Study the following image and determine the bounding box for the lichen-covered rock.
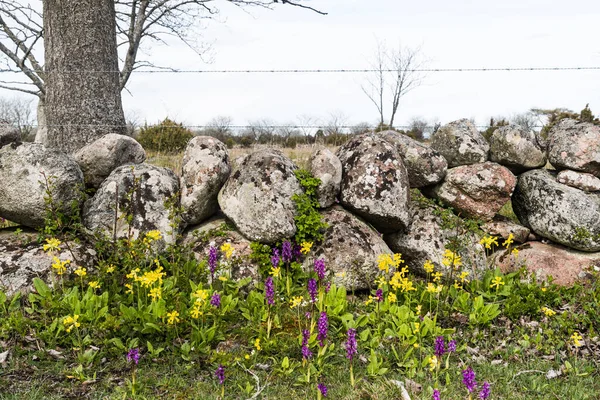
[547,119,600,177]
[82,163,180,246]
[384,204,487,280]
[0,123,20,147]
[180,136,231,225]
[496,241,599,286]
[306,206,392,290]
[0,142,84,228]
[489,125,546,172]
[512,169,600,252]
[376,130,447,187]
[0,229,96,296]
[218,149,302,244]
[556,169,600,192]
[481,215,530,243]
[309,148,342,208]
[336,134,411,233]
[74,133,146,189]
[427,162,516,221]
[430,119,489,167]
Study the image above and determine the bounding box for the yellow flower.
[63,314,80,333]
[125,283,133,294]
[194,289,209,303]
[432,271,443,283]
[270,266,281,278]
[300,242,313,254]
[503,233,515,248]
[479,236,499,250]
[218,276,228,282]
[415,305,422,315]
[428,355,438,371]
[423,260,435,274]
[166,310,180,325]
[453,280,462,290]
[190,302,203,319]
[51,257,70,275]
[393,253,404,268]
[254,338,261,351]
[88,281,101,289]
[441,249,462,269]
[146,230,162,241]
[138,267,166,288]
[289,296,304,309]
[387,292,397,303]
[126,268,141,280]
[490,276,505,290]
[364,296,374,306]
[377,254,392,274]
[105,264,116,273]
[149,287,162,301]
[511,248,519,257]
[74,267,87,277]
[43,238,62,253]
[220,242,234,259]
[244,354,250,360]
[413,343,419,348]
[541,307,556,317]
[571,332,583,347]
[426,283,438,294]
[413,322,420,334]
[375,275,388,288]
[459,271,470,283]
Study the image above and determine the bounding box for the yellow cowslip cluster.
[503,233,514,248]
[375,276,387,288]
[166,310,180,325]
[428,355,438,371]
[389,269,416,293]
[423,260,435,274]
[571,332,583,347]
[63,314,80,333]
[105,264,116,274]
[137,266,166,288]
[43,238,62,253]
[270,266,281,278]
[387,292,397,303]
[145,230,163,242]
[74,267,87,277]
[541,307,556,317]
[51,257,70,275]
[377,253,404,274]
[149,287,162,300]
[426,282,443,294]
[511,248,519,257]
[300,242,313,255]
[190,288,209,319]
[479,236,499,250]
[490,276,505,290]
[254,338,261,351]
[88,281,101,290]
[441,249,462,269]
[220,243,234,259]
[289,296,303,309]
[413,322,420,334]
[432,271,443,283]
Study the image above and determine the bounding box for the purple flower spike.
[479,381,491,399]
[308,278,318,303]
[265,276,274,305]
[432,389,441,400]
[314,258,326,281]
[325,281,331,293]
[208,246,218,279]
[271,248,280,268]
[215,364,225,385]
[434,336,445,357]
[375,288,383,303]
[317,312,328,347]
[126,348,140,365]
[448,339,457,353]
[318,382,328,397]
[282,241,292,263]
[345,328,357,360]
[462,367,477,393]
[210,292,221,308]
[301,329,312,360]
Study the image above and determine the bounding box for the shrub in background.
[137,118,194,152]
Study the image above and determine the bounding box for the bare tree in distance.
[323,111,348,146]
[0,95,34,139]
[362,39,426,129]
[205,115,233,141]
[510,111,540,132]
[350,122,372,135]
[296,114,319,145]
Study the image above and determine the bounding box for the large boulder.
[218,149,302,244]
[306,206,393,290]
[556,169,600,192]
[489,125,546,172]
[82,163,180,246]
[309,148,342,208]
[547,119,600,177]
[496,241,599,286]
[74,133,146,189]
[0,229,96,296]
[384,204,487,280]
[430,119,489,167]
[180,136,231,225]
[0,142,84,228]
[512,169,600,252]
[376,130,447,187]
[426,162,516,221]
[336,134,411,233]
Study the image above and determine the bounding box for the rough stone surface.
[481,215,530,244]
[512,169,600,252]
[427,162,516,221]
[82,163,180,246]
[306,205,393,290]
[547,119,600,177]
[496,241,599,286]
[0,123,20,147]
[376,130,447,187]
[556,169,600,192]
[0,229,96,296]
[218,149,302,244]
[489,125,546,172]
[74,133,146,189]
[0,142,84,228]
[430,119,489,167]
[384,204,487,280]
[336,134,411,233]
[180,136,231,225]
[309,148,342,208]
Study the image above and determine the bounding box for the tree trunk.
[43,0,125,154]
[34,97,48,145]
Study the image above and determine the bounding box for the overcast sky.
[4,0,600,130]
